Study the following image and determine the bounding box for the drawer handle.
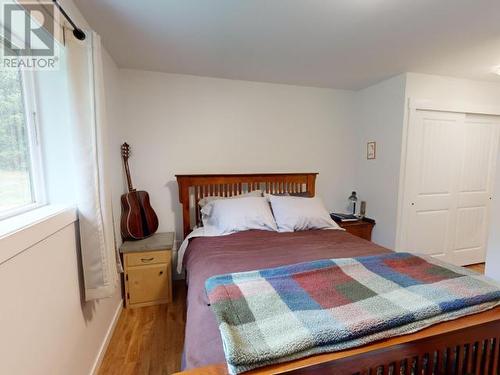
[159,271,164,276]
[141,257,154,263]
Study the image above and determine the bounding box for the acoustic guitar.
[120,143,159,240]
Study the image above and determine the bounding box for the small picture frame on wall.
[367,141,376,160]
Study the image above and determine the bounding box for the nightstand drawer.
[127,264,171,305]
[125,250,169,267]
[334,218,375,241]
[344,225,372,241]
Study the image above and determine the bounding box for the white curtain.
[66,30,118,301]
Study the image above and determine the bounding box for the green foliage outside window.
[0,68,33,212]
[0,69,29,171]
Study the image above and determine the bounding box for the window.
[0,44,44,220]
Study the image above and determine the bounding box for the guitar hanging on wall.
[120,142,159,240]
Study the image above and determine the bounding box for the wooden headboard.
[176,173,318,237]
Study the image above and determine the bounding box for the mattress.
[182,229,390,370]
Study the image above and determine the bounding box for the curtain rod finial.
[73,28,86,41]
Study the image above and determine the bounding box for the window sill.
[0,205,77,265]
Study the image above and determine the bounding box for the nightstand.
[120,232,174,308]
[334,218,375,241]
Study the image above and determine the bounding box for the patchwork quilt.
[205,253,500,374]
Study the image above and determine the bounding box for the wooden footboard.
[175,307,500,375]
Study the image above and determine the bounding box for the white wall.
[0,2,125,375]
[0,223,122,375]
[355,75,407,249]
[112,67,500,282]
[118,70,359,247]
[405,72,500,108]
[487,147,500,281]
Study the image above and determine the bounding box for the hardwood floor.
[98,281,186,375]
[467,262,485,274]
[98,263,485,375]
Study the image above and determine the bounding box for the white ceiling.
[74,0,500,90]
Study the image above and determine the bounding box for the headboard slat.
[176,173,318,238]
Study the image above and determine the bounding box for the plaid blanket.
[205,253,500,374]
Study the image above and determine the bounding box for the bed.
[174,173,500,375]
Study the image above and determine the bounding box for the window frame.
[0,50,46,221]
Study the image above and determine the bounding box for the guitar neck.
[123,158,135,192]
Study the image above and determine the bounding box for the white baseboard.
[90,299,123,375]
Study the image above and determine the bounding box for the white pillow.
[199,189,263,208]
[201,196,278,235]
[268,196,341,232]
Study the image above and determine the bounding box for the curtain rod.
[52,0,86,40]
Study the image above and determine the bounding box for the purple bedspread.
[182,229,390,370]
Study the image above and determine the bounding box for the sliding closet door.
[402,110,464,263]
[401,110,499,265]
[453,114,499,265]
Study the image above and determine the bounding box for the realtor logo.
[2,1,59,70]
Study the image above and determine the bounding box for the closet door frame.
[395,99,500,261]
